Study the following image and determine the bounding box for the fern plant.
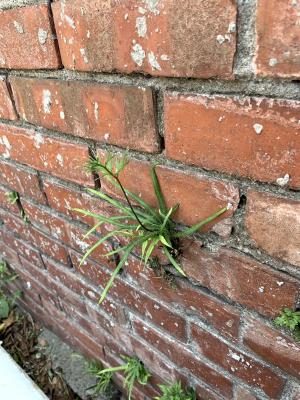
[73,154,229,303]
[88,356,150,400]
[274,308,300,341]
[155,381,196,400]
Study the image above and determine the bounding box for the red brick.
[0,160,46,204]
[246,191,300,267]
[243,318,300,379]
[0,78,17,120]
[191,324,285,398]
[98,151,239,230]
[113,283,187,341]
[0,123,92,185]
[181,240,300,318]
[132,316,233,398]
[1,229,44,269]
[11,77,159,153]
[43,178,117,227]
[255,0,300,78]
[235,386,259,400]
[42,256,99,302]
[71,250,187,340]
[2,212,69,264]
[126,256,240,341]
[0,4,61,69]
[22,199,69,243]
[165,93,300,188]
[52,0,236,79]
[28,225,69,265]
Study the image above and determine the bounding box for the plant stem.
[101,164,152,232]
[98,365,127,374]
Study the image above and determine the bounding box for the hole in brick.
[238,194,247,209]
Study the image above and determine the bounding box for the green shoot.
[0,260,21,320]
[274,308,300,341]
[74,154,229,303]
[155,381,196,400]
[97,356,151,400]
[86,360,113,395]
[5,191,19,205]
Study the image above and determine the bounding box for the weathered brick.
[243,318,300,379]
[98,151,239,230]
[0,160,46,204]
[165,93,300,188]
[0,123,92,185]
[52,0,236,78]
[0,78,17,120]
[0,4,61,69]
[255,0,300,78]
[1,229,44,269]
[1,212,69,264]
[71,251,187,341]
[246,191,300,267]
[181,240,300,318]
[132,316,233,398]
[43,178,118,227]
[235,386,259,400]
[22,199,69,243]
[11,77,159,153]
[126,256,240,341]
[191,324,285,398]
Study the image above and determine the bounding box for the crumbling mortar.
[234,0,257,78]
[0,0,49,11]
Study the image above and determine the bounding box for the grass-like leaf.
[75,154,229,303]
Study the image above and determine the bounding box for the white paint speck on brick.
[131,43,145,66]
[42,89,52,114]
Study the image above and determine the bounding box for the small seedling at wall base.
[0,260,21,321]
[86,360,113,395]
[74,154,229,304]
[155,381,196,400]
[88,356,150,400]
[274,308,300,341]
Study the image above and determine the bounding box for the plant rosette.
[74,154,230,304]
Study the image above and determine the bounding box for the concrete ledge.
[0,345,48,400]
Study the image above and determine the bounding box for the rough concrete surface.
[40,329,120,400]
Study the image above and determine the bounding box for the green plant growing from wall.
[274,308,300,341]
[5,191,29,224]
[5,191,19,205]
[0,260,21,321]
[155,381,196,400]
[74,154,229,303]
[86,360,113,396]
[87,356,150,400]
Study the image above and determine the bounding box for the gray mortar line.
[6,69,300,101]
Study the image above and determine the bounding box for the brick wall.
[0,1,299,399]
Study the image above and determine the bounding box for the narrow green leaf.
[163,247,186,276]
[80,230,124,265]
[159,235,172,248]
[151,166,167,215]
[83,221,103,239]
[144,237,159,265]
[173,206,228,238]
